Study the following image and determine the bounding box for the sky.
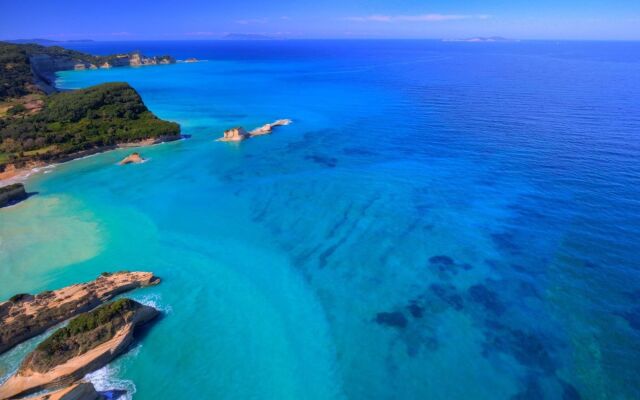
[1,0,639,41]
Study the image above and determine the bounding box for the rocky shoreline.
[0,134,182,184]
[0,299,159,399]
[0,271,159,354]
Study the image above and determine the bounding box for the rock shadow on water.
[100,389,128,400]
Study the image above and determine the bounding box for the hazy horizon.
[1,0,639,41]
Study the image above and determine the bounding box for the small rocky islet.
[117,152,146,165]
[0,272,161,400]
[217,119,292,142]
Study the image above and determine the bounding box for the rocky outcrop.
[249,119,292,137]
[217,119,292,142]
[118,152,145,165]
[23,382,101,400]
[0,299,159,399]
[0,183,28,208]
[0,271,160,354]
[217,127,249,142]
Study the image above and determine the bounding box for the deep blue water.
[1,40,639,399]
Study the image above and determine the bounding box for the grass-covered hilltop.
[0,41,180,172]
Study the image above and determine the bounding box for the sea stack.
[118,152,146,165]
[249,119,292,137]
[0,299,159,399]
[216,119,292,142]
[217,127,249,142]
[0,183,28,208]
[0,271,160,354]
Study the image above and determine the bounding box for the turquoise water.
[1,40,640,399]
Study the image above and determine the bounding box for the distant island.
[0,42,182,181]
[223,33,276,40]
[5,38,96,45]
[443,36,518,43]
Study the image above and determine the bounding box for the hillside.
[0,41,175,101]
[0,82,180,167]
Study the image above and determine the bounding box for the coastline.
[0,134,182,186]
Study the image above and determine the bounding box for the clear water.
[1,40,640,399]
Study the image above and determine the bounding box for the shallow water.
[1,40,639,399]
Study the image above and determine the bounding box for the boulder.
[0,183,28,208]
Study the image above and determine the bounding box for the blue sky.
[1,0,639,40]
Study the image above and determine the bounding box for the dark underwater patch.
[305,154,338,168]
[429,255,454,265]
[406,301,424,318]
[491,232,521,254]
[618,308,640,331]
[430,284,464,311]
[560,380,582,400]
[467,284,505,315]
[342,147,377,156]
[483,323,556,374]
[375,311,408,329]
[510,378,543,400]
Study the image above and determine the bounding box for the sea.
[1,39,639,399]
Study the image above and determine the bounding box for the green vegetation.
[27,299,141,372]
[0,43,33,100]
[8,293,31,303]
[0,82,180,166]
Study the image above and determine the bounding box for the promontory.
[0,41,183,180]
[0,299,159,399]
[0,271,159,354]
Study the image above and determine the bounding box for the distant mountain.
[6,39,95,46]
[443,36,518,43]
[222,33,275,40]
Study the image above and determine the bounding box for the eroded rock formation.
[118,152,145,165]
[0,183,28,208]
[216,119,292,142]
[0,271,160,354]
[0,299,159,399]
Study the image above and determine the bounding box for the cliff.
[0,41,176,101]
[0,299,159,399]
[0,271,160,354]
[0,183,27,207]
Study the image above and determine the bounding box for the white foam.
[135,293,173,314]
[85,362,137,400]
